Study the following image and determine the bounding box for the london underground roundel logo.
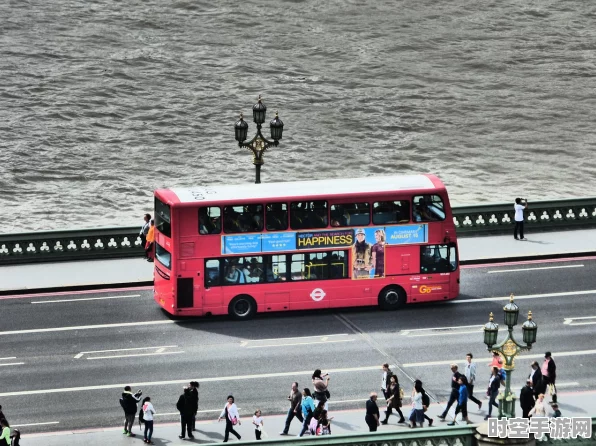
[310,288,326,301]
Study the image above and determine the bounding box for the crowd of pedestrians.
[111,351,559,442]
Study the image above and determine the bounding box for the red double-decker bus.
[153,175,459,319]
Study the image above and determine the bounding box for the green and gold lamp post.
[234,95,284,184]
[483,294,538,418]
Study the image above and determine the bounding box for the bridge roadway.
[1,256,596,439]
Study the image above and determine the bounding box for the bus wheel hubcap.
[385,291,399,304]
[235,300,250,316]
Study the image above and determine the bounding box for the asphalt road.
[1,257,596,434]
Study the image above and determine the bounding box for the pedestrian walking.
[514,197,528,240]
[484,367,501,420]
[312,369,330,410]
[9,429,19,446]
[489,351,503,368]
[297,388,315,437]
[120,386,142,437]
[529,393,547,417]
[309,401,325,435]
[218,395,241,442]
[438,364,462,420]
[145,219,155,262]
[252,409,264,440]
[464,353,482,410]
[551,403,561,418]
[382,375,405,424]
[139,213,151,256]
[190,381,200,431]
[142,397,156,444]
[0,419,10,446]
[420,383,433,426]
[448,376,472,425]
[280,381,303,435]
[541,352,557,403]
[520,379,535,419]
[0,406,6,425]
[529,361,544,397]
[380,363,394,400]
[316,410,332,435]
[409,380,425,428]
[365,392,380,432]
[177,387,195,440]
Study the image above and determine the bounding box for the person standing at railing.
[514,198,528,240]
[139,214,151,257]
[145,219,155,262]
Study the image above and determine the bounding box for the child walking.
[253,409,264,440]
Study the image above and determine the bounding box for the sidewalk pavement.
[1,228,595,293]
[19,390,596,445]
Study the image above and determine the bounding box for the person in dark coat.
[365,392,380,432]
[529,361,544,398]
[189,381,200,431]
[439,364,462,419]
[542,352,557,403]
[520,379,535,418]
[177,387,195,440]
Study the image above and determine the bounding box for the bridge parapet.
[2,198,596,265]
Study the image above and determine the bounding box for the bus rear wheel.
[378,286,406,311]
[228,295,257,320]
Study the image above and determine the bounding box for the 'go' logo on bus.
[420,285,441,294]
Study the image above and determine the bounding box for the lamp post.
[234,95,284,184]
[482,294,538,418]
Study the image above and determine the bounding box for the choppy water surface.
[1,0,596,232]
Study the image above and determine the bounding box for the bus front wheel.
[378,286,406,311]
[229,295,257,320]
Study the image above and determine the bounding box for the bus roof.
[159,175,444,206]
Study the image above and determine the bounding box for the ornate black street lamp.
[482,294,538,418]
[234,95,284,184]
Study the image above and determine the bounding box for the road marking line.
[0,362,24,367]
[247,333,350,342]
[31,294,141,304]
[564,316,596,326]
[0,320,175,336]
[246,339,355,349]
[155,409,227,416]
[451,289,596,304]
[555,382,579,388]
[407,329,483,338]
[402,324,483,333]
[487,265,584,274]
[0,353,589,398]
[0,365,387,397]
[402,349,596,367]
[11,421,60,427]
[0,357,17,360]
[88,351,184,360]
[74,346,179,359]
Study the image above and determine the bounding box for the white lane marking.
[327,398,367,404]
[31,294,141,304]
[487,265,584,274]
[88,351,184,360]
[155,409,227,416]
[402,349,596,368]
[450,289,596,304]
[246,333,349,342]
[0,357,17,360]
[402,324,481,333]
[0,364,387,397]
[407,329,483,338]
[74,346,179,359]
[564,316,596,326]
[246,339,355,349]
[0,320,175,336]
[0,362,25,367]
[556,382,580,388]
[0,353,591,398]
[11,421,60,427]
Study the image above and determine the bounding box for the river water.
[1,0,595,232]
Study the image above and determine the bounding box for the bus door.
[411,244,456,303]
[203,259,224,312]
